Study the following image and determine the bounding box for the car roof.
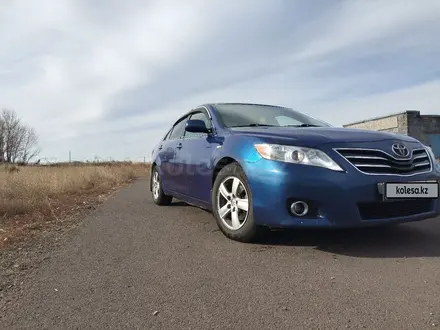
[171,102,292,126]
[201,102,289,109]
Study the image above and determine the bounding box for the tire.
[211,162,261,242]
[151,166,173,206]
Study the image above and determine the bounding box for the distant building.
[343,110,440,157]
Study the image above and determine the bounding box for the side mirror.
[185,119,210,133]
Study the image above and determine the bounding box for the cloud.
[313,80,440,126]
[1,0,440,161]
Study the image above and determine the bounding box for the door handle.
[176,143,183,149]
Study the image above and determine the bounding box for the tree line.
[0,109,40,164]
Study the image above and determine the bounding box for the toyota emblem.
[391,143,409,157]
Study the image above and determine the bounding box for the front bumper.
[243,159,440,229]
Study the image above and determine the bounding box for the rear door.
[156,127,177,192]
[168,115,190,195]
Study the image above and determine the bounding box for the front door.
[180,110,218,202]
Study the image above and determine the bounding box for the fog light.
[290,201,309,217]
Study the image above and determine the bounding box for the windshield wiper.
[230,124,277,128]
[284,124,322,127]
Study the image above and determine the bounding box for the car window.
[169,117,187,140]
[214,104,331,128]
[185,111,212,138]
[275,115,302,126]
[162,128,173,141]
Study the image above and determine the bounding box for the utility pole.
[69,150,71,164]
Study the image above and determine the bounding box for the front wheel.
[211,162,261,242]
[151,166,173,205]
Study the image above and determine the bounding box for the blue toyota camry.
[150,103,440,242]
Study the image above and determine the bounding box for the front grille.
[358,200,433,220]
[335,148,432,175]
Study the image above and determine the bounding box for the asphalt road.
[1,178,440,329]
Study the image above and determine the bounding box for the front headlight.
[424,145,438,164]
[254,143,344,171]
[425,145,434,156]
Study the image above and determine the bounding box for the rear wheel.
[151,166,173,205]
[211,162,261,242]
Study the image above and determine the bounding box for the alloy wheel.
[152,171,160,199]
[217,176,249,230]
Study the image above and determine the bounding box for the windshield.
[213,104,332,128]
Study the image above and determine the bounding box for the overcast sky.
[1,0,440,162]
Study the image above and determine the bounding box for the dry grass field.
[0,162,150,247]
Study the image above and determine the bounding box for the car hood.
[229,126,420,146]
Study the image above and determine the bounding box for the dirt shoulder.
[0,163,149,298]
